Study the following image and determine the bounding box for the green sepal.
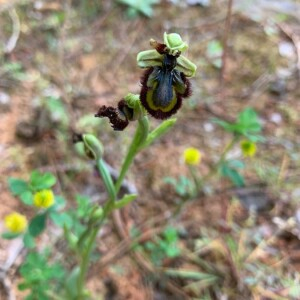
[164,32,188,53]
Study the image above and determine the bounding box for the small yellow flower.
[183,147,202,165]
[240,140,257,157]
[33,189,55,208]
[4,212,28,233]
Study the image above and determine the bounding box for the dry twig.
[4,8,20,54]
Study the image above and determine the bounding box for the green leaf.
[145,241,156,251]
[29,213,47,237]
[117,0,159,18]
[289,285,300,297]
[1,232,20,239]
[50,211,73,228]
[184,277,219,293]
[97,159,116,201]
[20,191,33,205]
[206,40,223,68]
[163,227,178,243]
[53,195,66,210]
[45,96,69,126]
[165,246,180,258]
[206,40,223,58]
[23,232,35,248]
[220,163,245,187]
[213,107,262,139]
[48,195,66,213]
[64,227,78,250]
[163,177,177,186]
[18,250,65,298]
[30,171,56,190]
[114,194,137,209]
[65,267,80,299]
[163,268,217,281]
[8,178,29,196]
[142,118,177,149]
[228,160,245,169]
[75,195,91,218]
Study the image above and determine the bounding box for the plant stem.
[188,165,203,192]
[172,137,239,220]
[77,117,149,298]
[77,193,115,299]
[77,158,117,299]
[202,136,239,182]
[115,116,149,194]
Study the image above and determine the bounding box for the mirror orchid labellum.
[137,33,197,119]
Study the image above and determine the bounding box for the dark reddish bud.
[95,99,135,131]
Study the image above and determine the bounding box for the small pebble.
[0,91,11,112]
[203,122,214,132]
[278,41,295,59]
[186,0,210,6]
[270,113,282,124]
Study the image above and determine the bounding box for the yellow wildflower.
[240,140,257,157]
[33,189,55,208]
[4,212,28,233]
[183,147,202,165]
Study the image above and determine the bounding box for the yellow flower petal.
[4,212,28,233]
[183,147,202,165]
[240,140,257,157]
[33,189,55,208]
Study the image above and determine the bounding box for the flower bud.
[82,134,104,160]
[123,93,146,120]
[90,207,104,223]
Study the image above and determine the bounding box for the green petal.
[176,55,197,77]
[137,49,163,68]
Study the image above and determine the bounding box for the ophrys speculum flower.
[137,33,197,119]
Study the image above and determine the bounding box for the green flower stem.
[77,158,117,299]
[188,165,203,192]
[77,196,116,299]
[172,137,239,220]
[77,117,149,298]
[202,136,239,183]
[115,116,149,194]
